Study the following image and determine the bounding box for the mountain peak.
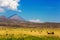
[9,14,24,21]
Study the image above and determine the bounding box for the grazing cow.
[47,31,54,34]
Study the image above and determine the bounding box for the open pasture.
[0,26,60,40]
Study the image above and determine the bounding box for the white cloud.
[0,0,21,12]
[0,8,5,12]
[29,19,44,23]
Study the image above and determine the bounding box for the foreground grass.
[0,27,60,40]
[0,36,60,40]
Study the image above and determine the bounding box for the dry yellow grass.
[0,26,60,38]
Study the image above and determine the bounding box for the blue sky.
[0,0,60,22]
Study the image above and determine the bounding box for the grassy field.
[0,36,60,40]
[0,26,60,40]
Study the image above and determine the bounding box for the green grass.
[0,36,60,40]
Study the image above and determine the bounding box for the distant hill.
[0,14,60,28]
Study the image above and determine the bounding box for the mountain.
[0,14,60,28]
[9,14,25,21]
[0,16,7,22]
[0,14,24,25]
